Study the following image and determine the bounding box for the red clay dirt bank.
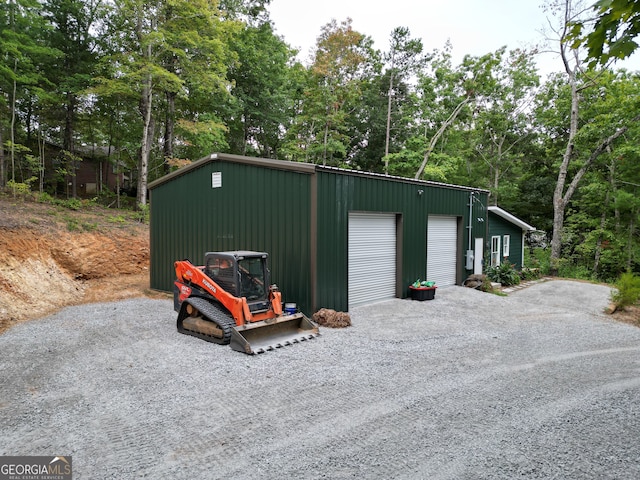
[0,196,160,334]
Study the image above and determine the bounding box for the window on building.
[503,235,510,258]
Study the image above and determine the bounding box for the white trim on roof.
[488,206,536,231]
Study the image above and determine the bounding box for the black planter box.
[409,286,437,301]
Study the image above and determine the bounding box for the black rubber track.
[176,297,236,345]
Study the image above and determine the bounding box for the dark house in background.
[42,142,128,197]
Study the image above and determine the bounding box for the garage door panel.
[348,213,397,307]
[427,216,457,286]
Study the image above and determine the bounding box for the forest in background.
[1,0,640,283]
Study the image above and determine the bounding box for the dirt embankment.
[0,196,161,334]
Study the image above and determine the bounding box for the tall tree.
[382,26,423,174]
[471,47,540,204]
[293,18,374,165]
[0,0,59,188]
[538,68,640,278]
[545,0,640,274]
[98,0,233,207]
[42,0,104,197]
[226,21,297,157]
[156,0,236,172]
[412,48,503,181]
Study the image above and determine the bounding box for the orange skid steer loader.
[173,251,319,354]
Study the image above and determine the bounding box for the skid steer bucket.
[229,313,320,354]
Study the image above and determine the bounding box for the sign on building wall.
[212,172,222,188]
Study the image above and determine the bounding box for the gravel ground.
[2,279,640,479]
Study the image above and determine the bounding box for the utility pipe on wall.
[466,192,474,270]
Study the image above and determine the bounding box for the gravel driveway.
[2,279,640,479]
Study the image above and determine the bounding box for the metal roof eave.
[488,206,536,231]
[148,153,317,189]
[148,152,490,194]
[316,165,489,193]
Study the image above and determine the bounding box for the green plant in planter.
[486,262,521,287]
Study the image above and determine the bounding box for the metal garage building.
[148,153,489,315]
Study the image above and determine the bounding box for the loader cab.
[205,251,271,311]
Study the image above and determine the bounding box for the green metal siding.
[150,160,313,314]
[315,170,488,311]
[488,213,524,269]
[150,154,489,315]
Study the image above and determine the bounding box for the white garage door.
[348,213,397,307]
[427,216,458,286]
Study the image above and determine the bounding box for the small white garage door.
[427,216,458,286]
[348,213,397,307]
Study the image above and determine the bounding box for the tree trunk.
[64,92,77,198]
[550,1,572,274]
[492,165,500,205]
[242,112,249,156]
[0,128,4,188]
[10,57,17,188]
[322,121,329,166]
[550,6,581,276]
[628,208,636,271]
[550,96,638,275]
[38,129,44,193]
[163,90,176,175]
[137,71,153,208]
[593,189,609,277]
[415,97,469,179]
[384,69,394,174]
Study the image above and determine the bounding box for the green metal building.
[149,153,489,315]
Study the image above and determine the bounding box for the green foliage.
[225,22,297,156]
[36,191,55,203]
[6,178,36,197]
[486,261,521,287]
[558,261,594,281]
[63,215,97,232]
[58,197,84,211]
[520,267,541,281]
[108,214,130,225]
[525,248,551,276]
[35,191,96,211]
[288,18,375,165]
[568,0,640,67]
[135,202,149,224]
[611,271,640,309]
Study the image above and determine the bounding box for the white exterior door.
[427,216,458,286]
[491,235,501,267]
[348,213,397,307]
[474,237,484,274]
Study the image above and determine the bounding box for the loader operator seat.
[238,257,267,301]
[205,256,236,295]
